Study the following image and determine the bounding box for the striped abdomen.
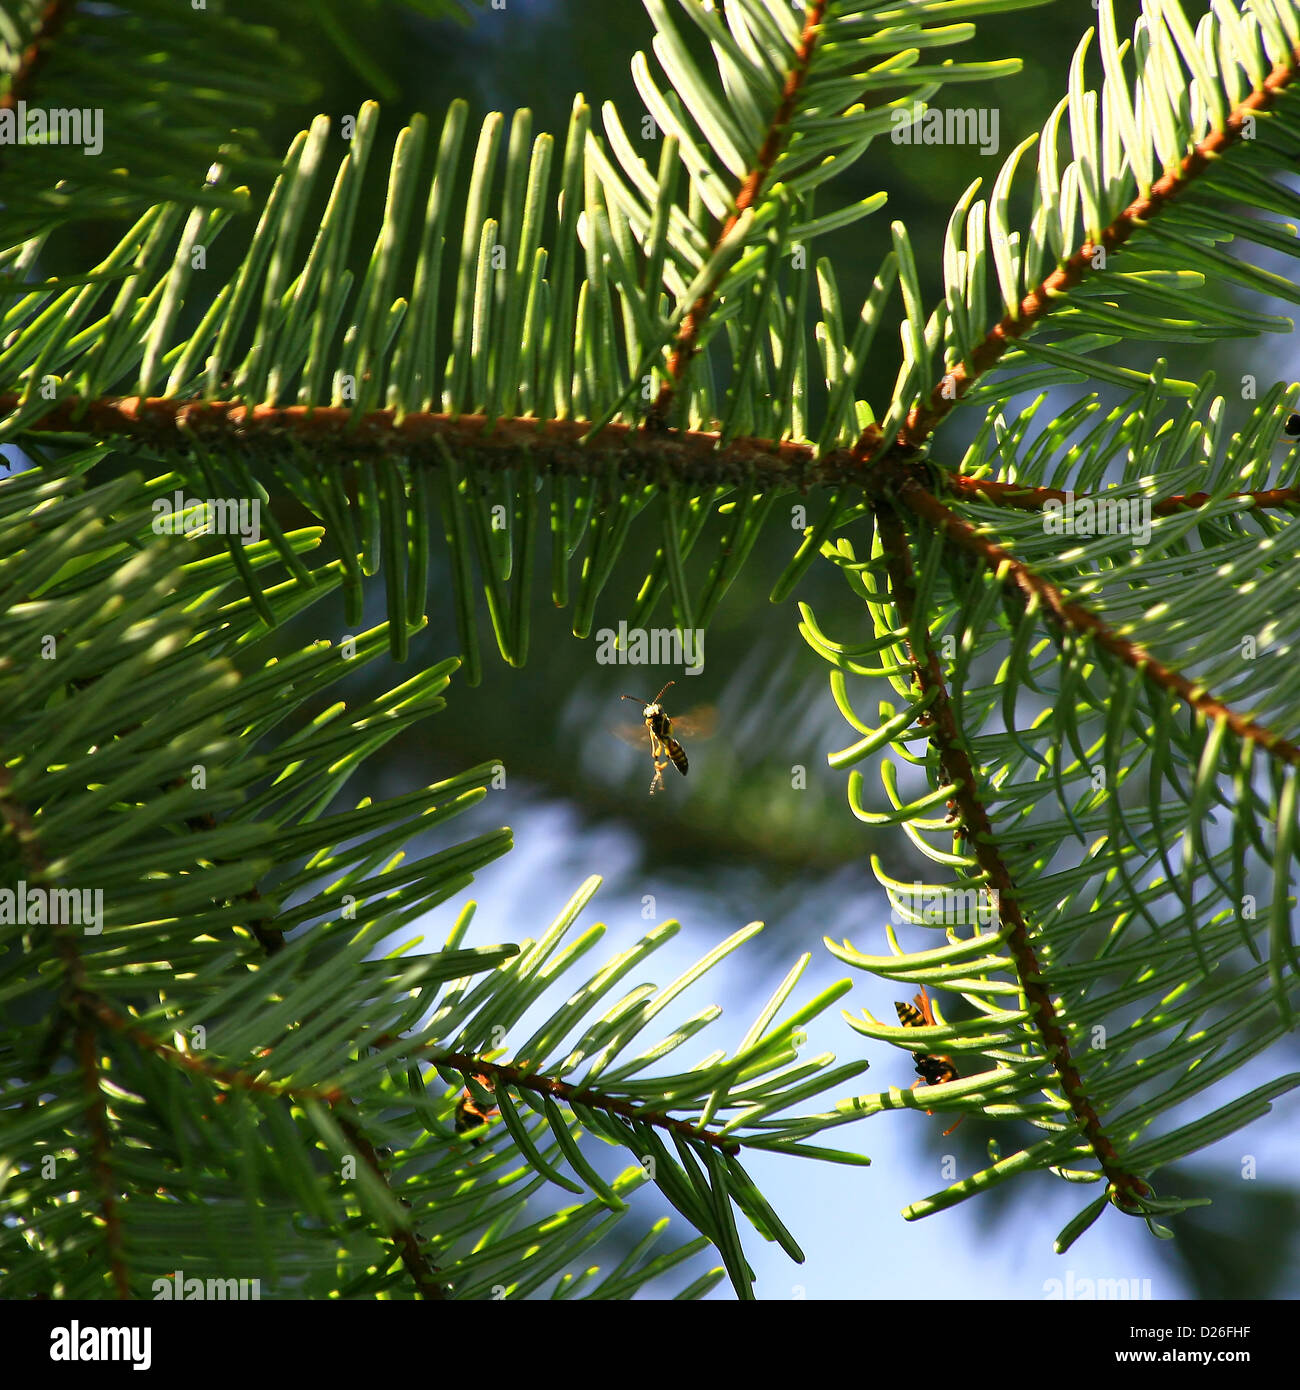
[895,999,957,1086]
[647,711,688,775]
[662,736,688,775]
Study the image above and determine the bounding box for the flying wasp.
[619,681,700,795]
[895,986,963,1136]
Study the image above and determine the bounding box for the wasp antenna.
[620,693,648,703]
[651,680,676,703]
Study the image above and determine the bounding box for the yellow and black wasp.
[895,986,963,1135]
[454,1073,499,1146]
[620,681,692,795]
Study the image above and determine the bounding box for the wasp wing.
[610,719,653,748]
[665,704,716,740]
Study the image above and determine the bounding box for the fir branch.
[5,752,131,1294]
[872,44,1300,456]
[71,1005,128,1298]
[645,0,828,430]
[74,994,347,1106]
[950,475,1300,516]
[52,931,127,1294]
[875,501,1153,1210]
[402,1048,742,1156]
[7,0,1300,1287]
[0,392,855,488]
[334,1113,449,1301]
[895,476,1300,767]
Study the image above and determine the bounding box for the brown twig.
[76,993,346,1104]
[16,392,1298,527]
[51,952,129,1296]
[873,50,1300,454]
[897,477,1300,766]
[644,0,829,430]
[335,1114,449,1300]
[71,1009,129,1297]
[51,991,461,1298]
[0,0,71,114]
[875,502,1151,1208]
[4,750,132,1296]
[949,475,1300,516]
[0,392,852,489]
[398,1048,741,1156]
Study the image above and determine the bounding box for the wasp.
[620,681,690,795]
[895,986,963,1135]
[454,1073,499,1145]
[1286,412,1300,437]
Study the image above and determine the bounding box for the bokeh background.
[39,0,1300,1297]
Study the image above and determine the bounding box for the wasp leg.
[908,1076,937,1114]
[910,1076,964,1135]
[647,731,667,794]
